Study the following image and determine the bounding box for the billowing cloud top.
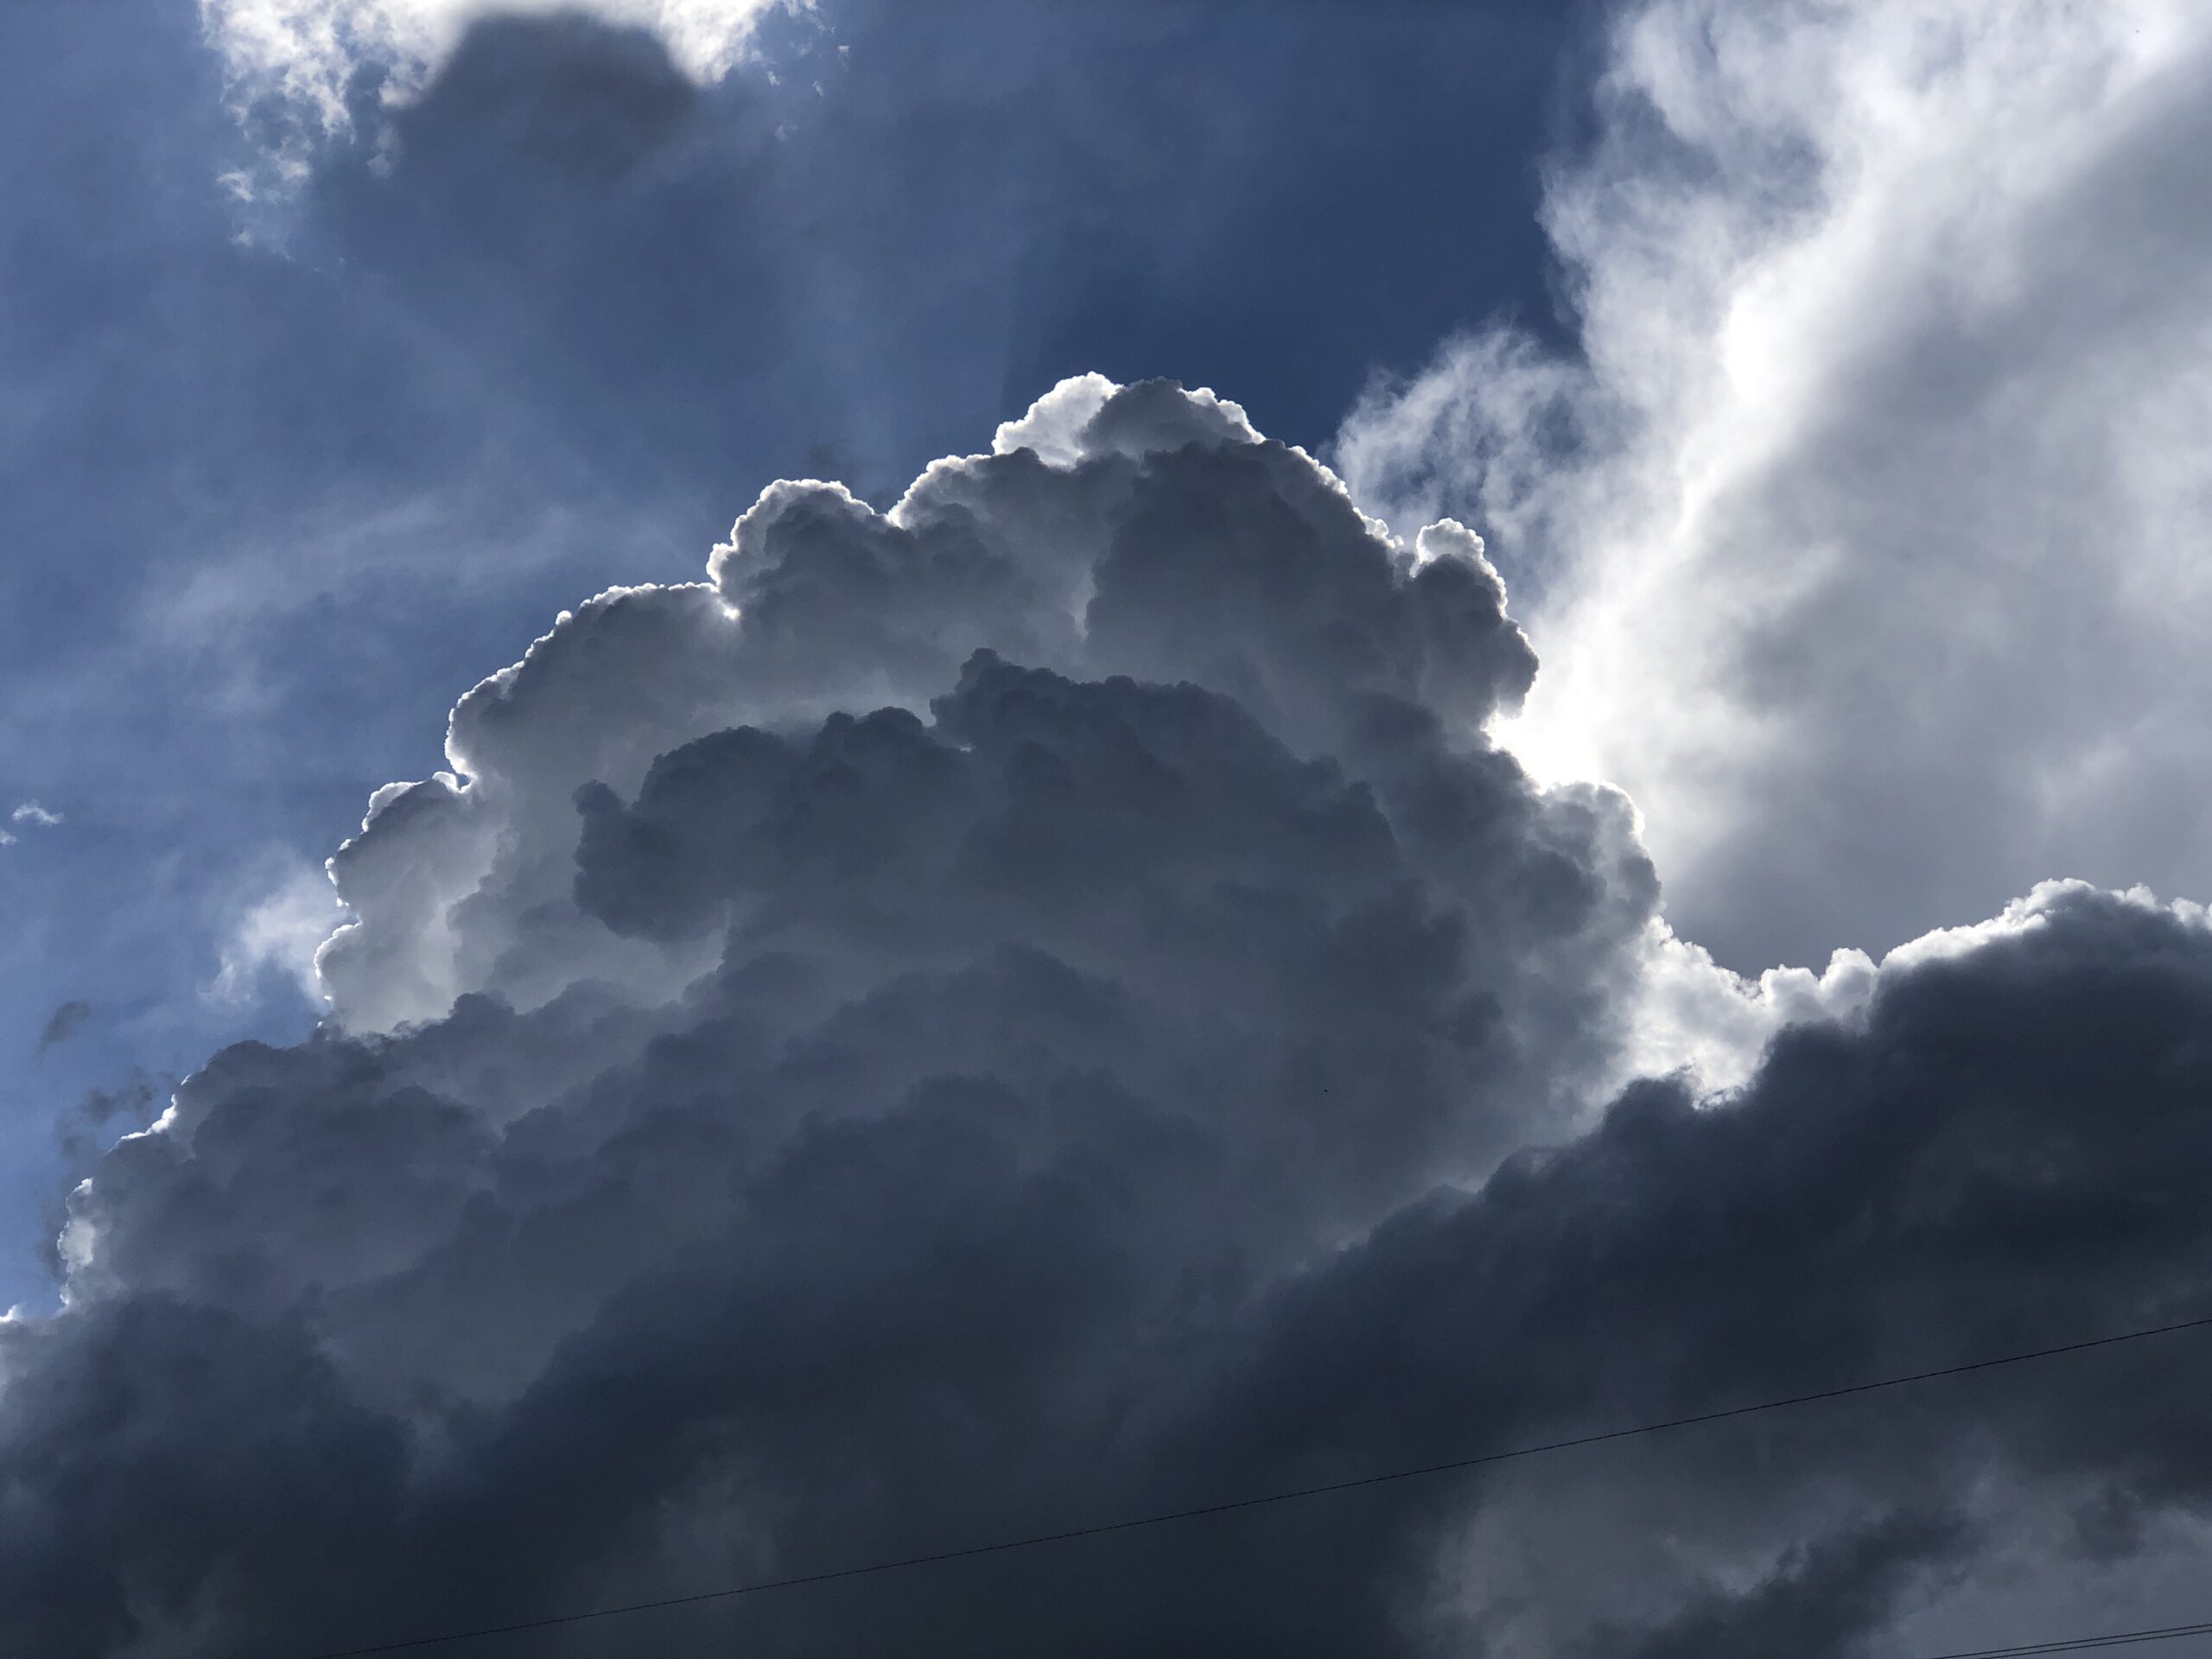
[7,381,2212,1656]
[318,374,1560,1036]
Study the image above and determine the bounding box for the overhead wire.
[1916,1618,2212,1657]
[290,1309,2212,1658]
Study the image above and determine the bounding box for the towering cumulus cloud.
[5,381,2212,1656]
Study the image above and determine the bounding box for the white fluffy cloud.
[1338,0,2212,970]
[200,0,798,134]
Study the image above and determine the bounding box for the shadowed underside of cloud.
[4,381,2211,1656]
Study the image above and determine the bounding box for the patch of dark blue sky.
[0,0,1592,1306]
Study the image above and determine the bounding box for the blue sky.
[0,0,1585,1306]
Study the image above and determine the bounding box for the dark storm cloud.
[5,382,1636,1654]
[1173,880,2212,1651]
[1598,1512,1966,1659]
[4,383,2211,1656]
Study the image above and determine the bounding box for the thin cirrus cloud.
[1337,0,2212,974]
[7,379,2212,1656]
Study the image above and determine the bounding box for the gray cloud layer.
[5,383,2211,1656]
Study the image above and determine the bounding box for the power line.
[1918,1618,2212,1657]
[295,1310,2212,1658]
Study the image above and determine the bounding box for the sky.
[3,2,2210,1656]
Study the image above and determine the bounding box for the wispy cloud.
[34,1000,92,1058]
[207,857,346,1009]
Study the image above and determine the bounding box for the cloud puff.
[1,801,62,849]
[201,0,798,136]
[5,381,2211,1656]
[315,375,1559,1035]
[33,1001,92,1059]
[1338,0,2212,972]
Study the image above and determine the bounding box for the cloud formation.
[1338,0,2212,972]
[0,0,1585,1313]
[2,800,62,848]
[202,0,798,136]
[4,383,2210,1656]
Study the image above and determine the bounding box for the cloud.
[4,380,2211,1655]
[314,377,1573,1037]
[0,0,1588,1320]
[200,0,800,136]
[207,858,346,1009]
[1,801,62,849]
[1204,879,2212,1656]
[1336,0,2212,972]
[32,1001,92,1061]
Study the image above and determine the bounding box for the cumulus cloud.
[1338,0,2212,972]
[315,375,1573,1037]
[4,381,2211,1656]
